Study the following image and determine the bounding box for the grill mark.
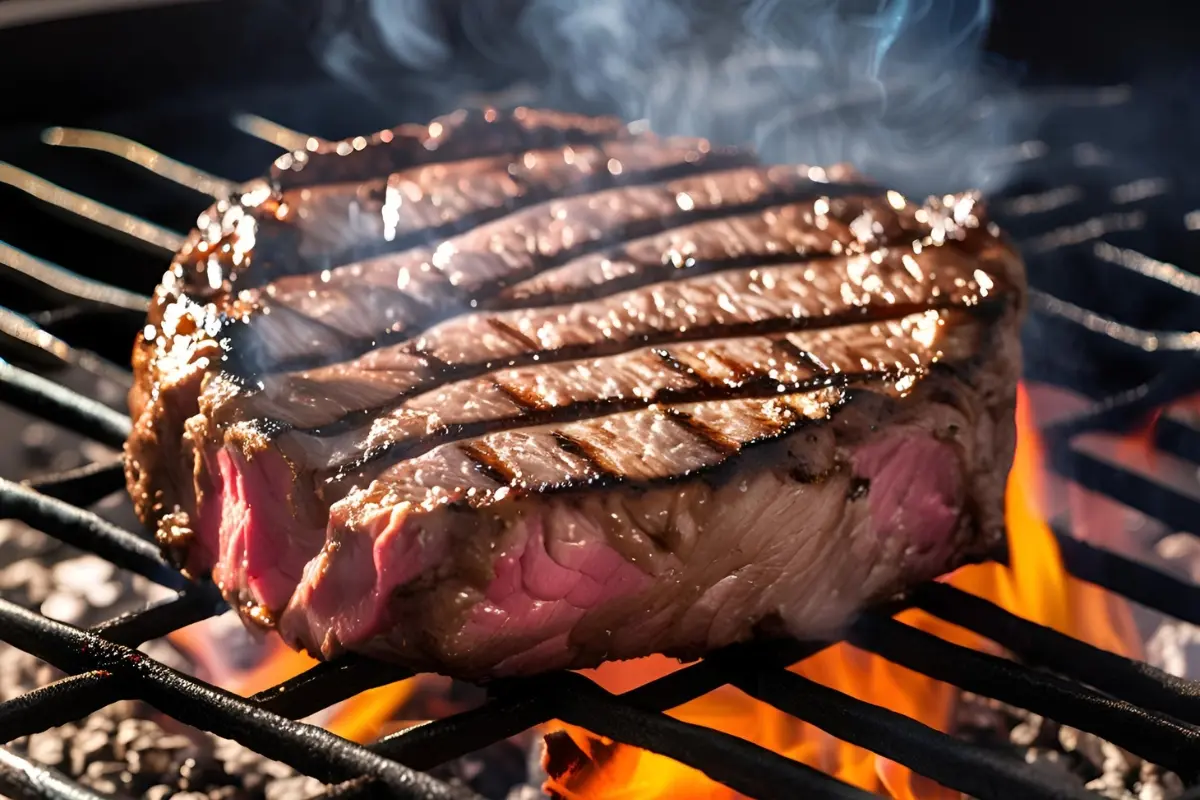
[486,252,802,312]
[330,368,898,481]
[236,149,762,292]
[485,317,542,351]
[298,316,886,441]
[660,407,742,455]
[242,180,886,376]
[410,348,453,375]
[704,350,754,383]
[285,284,1006,448]
[550,431,617,479]
[459,440,518,484]
[491,379,548,411]
[653,347,703,383]
[382,292,1000,404]
[772,337,829,374]
[373,385,857,507]
[223,303,360,378]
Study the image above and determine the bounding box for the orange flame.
[544,383,1142,798]
[167,624,418,743]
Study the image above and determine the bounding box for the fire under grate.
[1,97,1200,800]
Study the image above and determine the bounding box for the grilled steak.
[125,107,1025,678]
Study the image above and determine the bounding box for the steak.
[125,107,1026,679]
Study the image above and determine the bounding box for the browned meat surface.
[124,107,1025,678]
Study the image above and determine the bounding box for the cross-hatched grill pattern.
[1,86,1200,799]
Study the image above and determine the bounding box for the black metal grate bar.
[0,598,482,800]
[847,614,1200,780]
[1058,440,1200,538]
[543,672,879,800]
[0,477,185,590]
[730,669,1096,800]
[250,656,415,720]
[0,304,132,388]
[357,637,850,784]
[371,693,556,770]
[1157,409,1200,463]
[0,362,130,447]
[1052,527,1200,626]
[0,745,127,800]
[90,586,224,647]
[24,460,128,507]
[0,674,123,744]
[0,241,150,314]
[912,581,1200,726]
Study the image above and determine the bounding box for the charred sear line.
[270,292,1003,443]
[327,368,891,480]
[359,294,998,407]
[247,181,886,376]
[848,476,871,500]
[488,251,807,312]
[221,304,359,380]
[239,150,764,291]
[491,380,549,411]
[550,431,617,479]
[653,348,705,383]
[772,337,829,374]
[661,407,742,455]
[485,317,543,351]
[460,441,518,485]
[472,385,856,503]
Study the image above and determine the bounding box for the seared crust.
[125,107,1025,600]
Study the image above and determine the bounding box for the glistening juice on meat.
[124,107,1026,679]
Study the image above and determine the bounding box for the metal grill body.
[1,17,1200,800]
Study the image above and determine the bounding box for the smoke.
[315,0,1033,197]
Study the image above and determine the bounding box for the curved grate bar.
[912,581,1200,726]
[847,614,1200,781]
[0,745,127,800]
[0,598,481,800]
[0,362,130,447]
[250,655,414,720]
[90,585,224,646]
[0,674,124,744]
[0,241,150,314]
[1052,527,1200,626]
[545,672,879,800]
[730,669,1097,800]
[0,478,187,590]
[24,459,128,507]
[0,305,132,387]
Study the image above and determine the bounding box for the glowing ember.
[543,383,1142,798]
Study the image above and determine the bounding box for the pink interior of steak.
[192,448,324,618]
[270,405,987,676]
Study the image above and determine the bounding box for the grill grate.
[1,95,1200,800]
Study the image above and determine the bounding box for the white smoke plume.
[317,0,1035,197]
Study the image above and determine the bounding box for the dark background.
[0,0,1195,397]
[0,0,1195,138]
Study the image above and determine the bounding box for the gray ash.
[12,706,325,800]
[0,515,330,800]
[0,396,334,800]
[955,693,1185,799]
